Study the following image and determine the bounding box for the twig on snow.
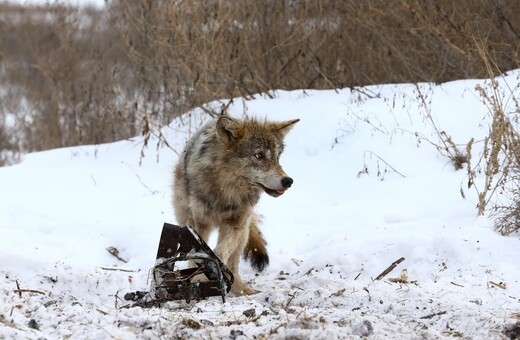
[14,280,46,296]
[329,288,346,298]
[270,322,289,336]
[304,267,314,276]
[388,269,415,284]
[420,311,447,319]
[96,308,109,315]
[15,280,22,298]
[99,267,137,273]
[106,246,128,263]
[364,151,407,178]
[283,290,298,310]
[374,257,405,281]
[13,289,46,296]
[489,281,507,289]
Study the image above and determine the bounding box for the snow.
[1,71,520,339]
[4,0,106,8]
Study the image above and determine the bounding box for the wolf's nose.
[281,177,293,189]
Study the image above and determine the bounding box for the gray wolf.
[172,115,299,295]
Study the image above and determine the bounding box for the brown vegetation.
[1,0,519,157]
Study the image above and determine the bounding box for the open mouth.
[257,183,286,197]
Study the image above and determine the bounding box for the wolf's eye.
[254,152,264,160]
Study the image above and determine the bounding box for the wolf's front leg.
[227,243,259,296]
[214,223,258,296]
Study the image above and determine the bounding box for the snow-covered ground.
[1,71,520,339]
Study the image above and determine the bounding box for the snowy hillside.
[1,71,520,339]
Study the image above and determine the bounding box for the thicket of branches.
[0,0,519,233]
[1,0,519,156]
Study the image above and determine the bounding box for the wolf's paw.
[231,282,259,296]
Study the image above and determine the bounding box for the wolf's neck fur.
[214,163,262,208]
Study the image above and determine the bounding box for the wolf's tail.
[243,215,269,271]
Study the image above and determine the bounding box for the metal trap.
[150,223,233,303]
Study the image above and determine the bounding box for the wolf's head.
[216,116,299,198]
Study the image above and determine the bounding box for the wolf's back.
[172,122,213,225]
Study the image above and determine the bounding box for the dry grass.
[464,33,520,234]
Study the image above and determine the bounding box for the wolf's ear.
[272,118,300,137]
[216,116,243,142]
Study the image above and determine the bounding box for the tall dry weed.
[464,31,520,234]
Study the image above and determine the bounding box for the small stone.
[351,319,373,337]
[242,308,256,318]
[27,319,39,330]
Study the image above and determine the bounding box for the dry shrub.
[463,33,520,234]
[475,80,520,234]
[0,0,519,159]
[494,145,520,235]
[0,3,134,152]
[0,125,12,166]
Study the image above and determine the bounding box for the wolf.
[172,115,299,295]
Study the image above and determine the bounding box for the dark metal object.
[151,223,233,303]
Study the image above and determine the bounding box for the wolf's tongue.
[276,188,285,194]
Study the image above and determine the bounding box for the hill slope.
[1,72,520,339]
